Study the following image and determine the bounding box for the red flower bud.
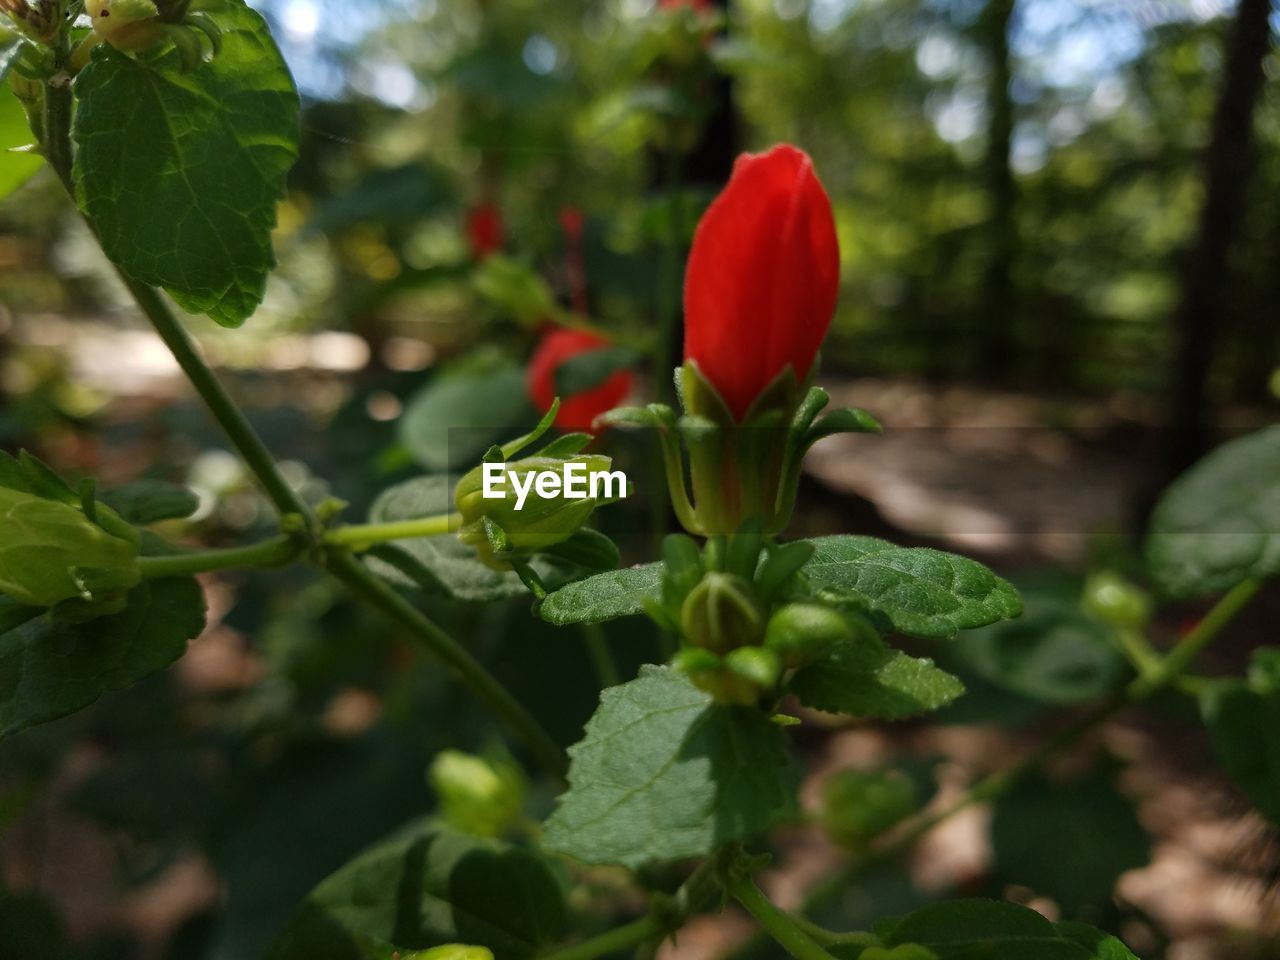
[659,0,713,11]
[466,202,504,260]
[682,144,839,421]
[527,329,633,432]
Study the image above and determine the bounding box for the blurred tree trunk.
[977,0,1017,381]
[654,0,739,399]
[678,0,739,189]
[1164,0,1272,480]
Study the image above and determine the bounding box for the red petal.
[683,144,838,420]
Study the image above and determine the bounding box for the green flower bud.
[86,0,168,52]
[454,453,620,569]
[1081,571,1152,630]
[679,571,762,653]
[764,603,851,668]
[404,946,495,960]
[429,750,525,838]
[0,489,140,609]
[820,769,918,850]
[676,647,758,705]
[724,645,780,693]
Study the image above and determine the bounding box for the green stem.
[323,513,459,549]
[580,622,620,689]
[725,870,839,960]
[1131,577,1260,695]
[136,536,300,579]
[42,81,74,192]
[538,916,660,960]
[326,550,568,780]
[129,282,316,523]
[539,849,726,960]
[40,69,310,525]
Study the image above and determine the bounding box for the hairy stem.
[725,869,839,960]
[323,513,460,549]
[136,535,300,579]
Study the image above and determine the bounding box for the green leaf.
[990,775,1150,915]
[789,631,964,719]
[945,597,1127,705]
[399,363,532,472]
[1199,678,1280,826]
[101,480,200,525]
[0,577,205,739]
[0,82,42,202]
[874,901,1139,959]
[543,665,795,868]
[802,537,1022,640]
[1145,426,1280,597]
[71,0,299,327]
[266,819,566,960]
[538,563,663,625]
[553,346,638,397]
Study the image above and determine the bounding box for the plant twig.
[723,863,840,960]
[135,536,300,579]
[323,513,460,549]
[538,849,727,960]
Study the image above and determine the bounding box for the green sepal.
[499,399,560,460]
[533,432,593,459]
[660,533,705,613]
[755,540,815,604]
[803,406,883,446]
[678,361,736,427]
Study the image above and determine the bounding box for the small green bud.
[404,946,495,960]
[820,769,918,850]
[428,750,525,839]
[86,0,167,52]
[673,646,721,676]
[454,453,619,568]
[764,603,851,667]
[679,571,762,653]
[724,645,780,692]
[1082,571,1152,630]
[0,489,140,609]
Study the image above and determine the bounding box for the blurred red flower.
[527,328,633,432]
[682,144,838,421]
[466,202,504,260]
